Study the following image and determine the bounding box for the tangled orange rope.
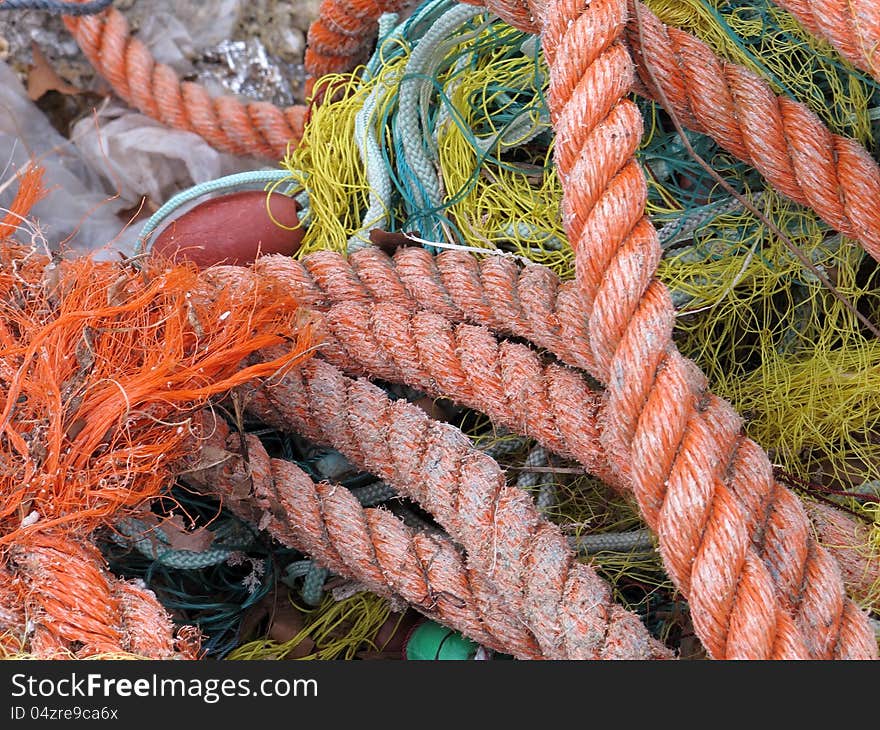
[234,355,671,659]
[467,0,876,659]
[305,0,413,92]
[770,0,880,82]
[211,248,877,658]
[62,7,308,158]
[183,413,583,659]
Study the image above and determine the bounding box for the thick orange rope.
[305,0,413,94]
[3,532,197,658]
[805,502,880,605]
[183,415,549,659]
[623,5,880,263]
[470,0,876,659]
[461,0,880,264]
[208,249,878,658]
[769,0,880,83]
[62,7,308,159]
[236,356,672,659]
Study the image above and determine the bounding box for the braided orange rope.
[3,532,197,658]
[769,0,880,82]
[305,0,414,92]
[461,0,880,263]
[208,251,878,655]
[622,4,880,263]
[805,502,880,605]
[62,7,308,159]
[183,415,547,659]
[470,0,876,659]
[235,356,672,659]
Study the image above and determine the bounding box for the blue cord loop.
[0,0,113,15]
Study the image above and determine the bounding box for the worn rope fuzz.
[237,357,672,660]
[468,0,877,659]
[182,414,548,659]
[62,4,307,158]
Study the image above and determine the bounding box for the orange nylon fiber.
[2,531,195,658]
[0,165,47,243]
[183,414,550,659]
[236,356,672,659]
[0,242,314,548]
[769,0,880,83]
[469,0,877,658]
[62,7,307,159]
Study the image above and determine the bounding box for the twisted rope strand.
[236,356,672,659]
[305,0,414,92]
[473,0,876,658]
[5,532,191,658]
[212,251,880,637]
[768,0,880,83]
[207,252,878,653]
[460,0,880,264]
[182,418,547,659]
[622,4,880,263]
[62,6,308,159]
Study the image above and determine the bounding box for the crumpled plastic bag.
[70,102,262,216]
[135,0,243,72]
[0,60,134,258]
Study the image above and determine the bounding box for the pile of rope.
[1,0,878,659]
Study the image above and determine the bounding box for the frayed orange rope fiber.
[0,164,47,243]
[0,236,314,548]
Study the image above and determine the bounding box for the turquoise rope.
[136,169,295,255]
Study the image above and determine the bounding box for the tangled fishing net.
[2,0,880,659]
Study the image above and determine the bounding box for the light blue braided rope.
[348,12,405,252]
[301,565,329,606]
[136,169,296,255]
[394,3,484,240]
[113,517,256,570]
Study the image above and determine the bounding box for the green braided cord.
[301,565,329,606]
[395,3,484,234]
[349,481,398,508]
[114,517,256,570]
[570,530,655,555]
